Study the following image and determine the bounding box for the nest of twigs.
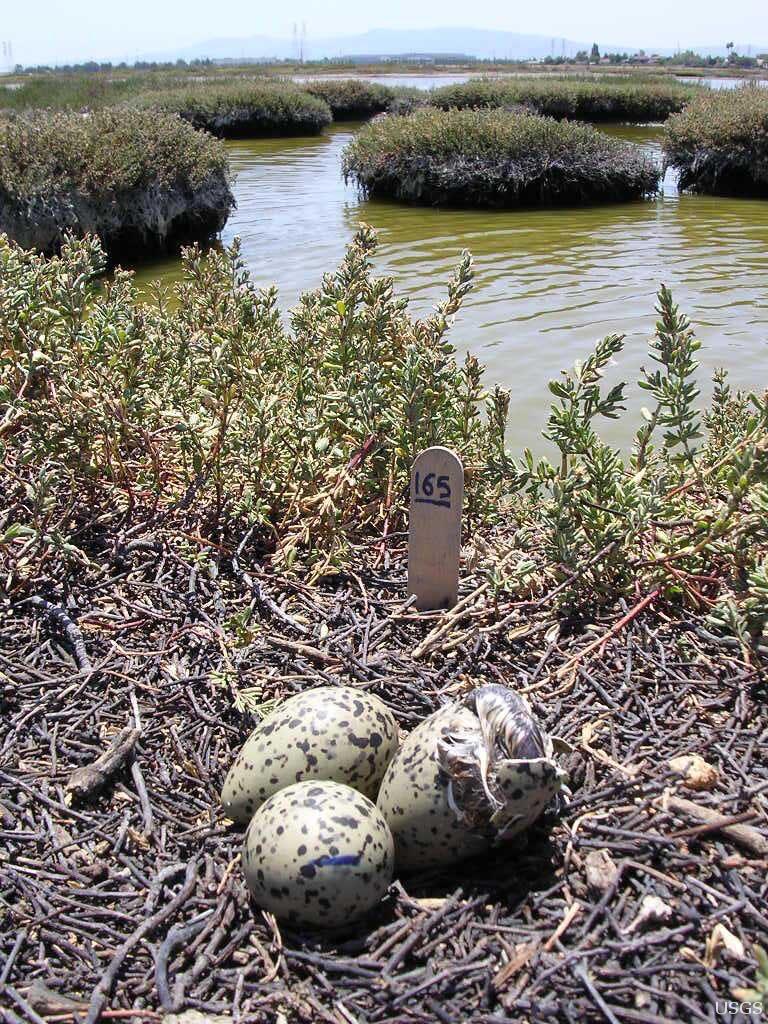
[1,518,766,1024]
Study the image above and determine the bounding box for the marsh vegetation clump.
[663,85,768,195]
[431,75,696,122]
[0,72,142,112]
[132,80,333,137]
[0,109,234,257]
[342,107,660,207]
[303,79,424,119]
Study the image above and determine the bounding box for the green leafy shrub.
[663,85,768,195]
[0,70,247,113]
[0,73,141,111]
[342,107,660,206]
[505,287,768,645]
[303,79,397,119]
[2,230,766,657]
[132,80,332,136]
[431,75,695,122]
[303,79,425,119]
[0,226,508,580]
[383,85,428,116]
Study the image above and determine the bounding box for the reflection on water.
[131,122,768,451]
[295,73,768,91]
[678,75,768,89]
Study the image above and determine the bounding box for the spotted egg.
[242,780,395,927]
[221,687,400,823]
[377,685,566,871]
[376,704,490,869]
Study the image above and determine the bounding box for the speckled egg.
[377,685,566,871]
[221,687,400,823]
[242,780,395,927]
[376,703,490,870]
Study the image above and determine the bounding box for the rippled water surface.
[132,117,768,450]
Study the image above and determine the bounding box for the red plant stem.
[556,587,662,678]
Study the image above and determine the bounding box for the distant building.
[209,51,472,67]
[336,52,471,64]
[212,56,276,65]
[631,52,661,65]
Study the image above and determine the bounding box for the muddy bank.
[674,155,768,197]
[0,171,234,260]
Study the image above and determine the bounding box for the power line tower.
[299,21,306,63]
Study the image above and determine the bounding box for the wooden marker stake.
[408,446,464,611]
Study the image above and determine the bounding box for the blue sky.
[5,0,767,66]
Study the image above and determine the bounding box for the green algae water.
[131,121,768,451]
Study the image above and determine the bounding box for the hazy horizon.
[3,1,767,67]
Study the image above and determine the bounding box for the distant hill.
[136,27,768,66]
[153,28,768,65]
[152,27,592,63]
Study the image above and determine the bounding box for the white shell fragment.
[242,780,394,927]
[221,687,400,823]
[624,895,673,934]
[377,684,566,870]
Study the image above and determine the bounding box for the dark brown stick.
[65,727,141,803]
[27,596,92,673]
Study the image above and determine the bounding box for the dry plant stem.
[662,796,768,857]
[65,727,141,802]
[86,860,199,1024]
[555,588,662,678]
[28,596,92,673]
[154,911,214,1011]
[542,902,582,951]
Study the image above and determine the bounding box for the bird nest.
[1,525,767,1023]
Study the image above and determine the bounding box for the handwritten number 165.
[414,472,452,508]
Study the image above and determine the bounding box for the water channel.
[132,78,768,451]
